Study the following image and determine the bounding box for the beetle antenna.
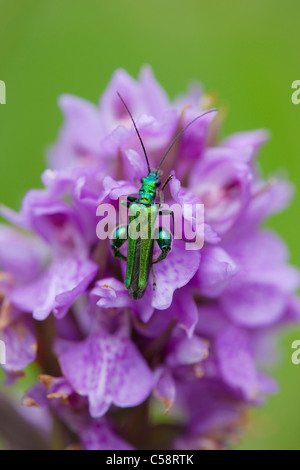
[158,108,218,169]
[117,92,151,173]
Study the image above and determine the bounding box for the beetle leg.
[153,227,172,264]
[128,195,138,203]
[121,195,138,208]
[111,225,128,261]
[151,266,157,290]
[159,209,175,237]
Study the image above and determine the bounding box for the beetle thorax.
[138,171,160,204]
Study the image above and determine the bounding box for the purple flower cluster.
[0,67,299,450]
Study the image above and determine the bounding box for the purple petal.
[0,225,46,284]
[11,255,98,320]
[98,176,138,203]
[48,94,103,170]
[215,326,259,400]
[152,239,200,310]
[189,146,253,233]
[196,303,230,339]
[178,378,242,436]
[197,246,238,297]
[138,66,170,118]
[221,281,287,327]
[123,149,149,181]
[99,67,169,135]
[167,335,209,366]
[257,372,278,395]
[22,383,50,408]
[59,334,153,418]
[221,129,270,161]
[239,179,294,230]
[220,230,300,327]
[80,421,134,450]
[92,278,131,309]
[153,367,176,414]
[134,287,198,339]
[2,315,37,372]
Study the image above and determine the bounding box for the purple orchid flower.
[0,66,299,450]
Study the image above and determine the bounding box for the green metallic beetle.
[111,93,217,299]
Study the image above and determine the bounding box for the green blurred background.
[0,0,300,450]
